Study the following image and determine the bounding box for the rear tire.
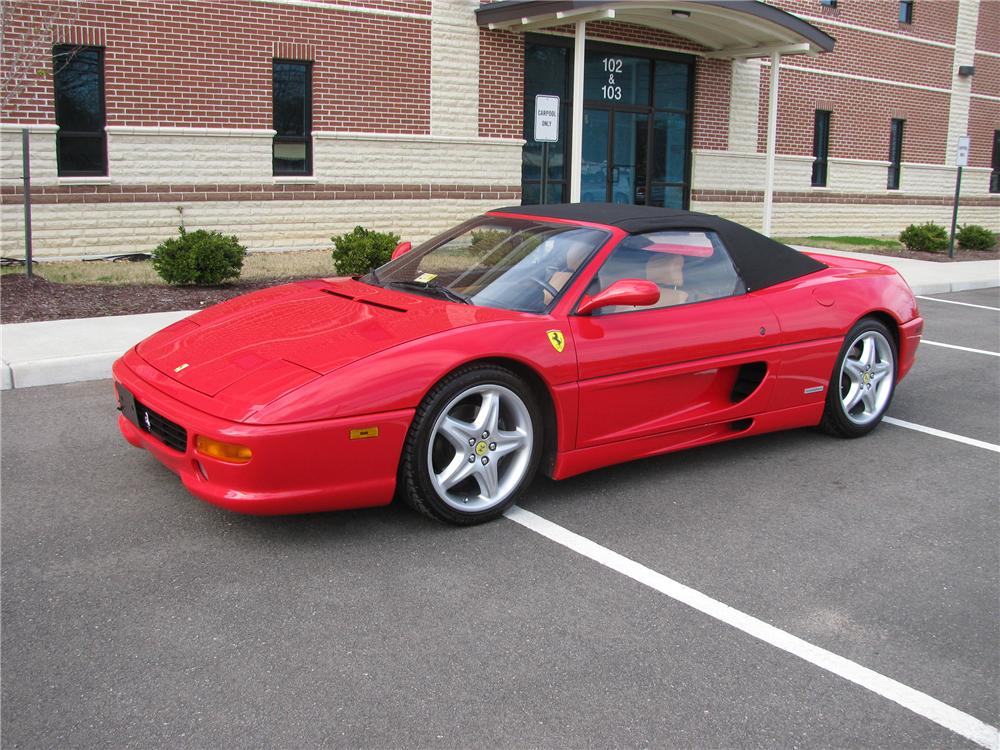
[820,318,897,438]
[399,364,542,525]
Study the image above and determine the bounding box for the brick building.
[0,0,997,259]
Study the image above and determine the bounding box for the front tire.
[399,364,542,525]
[820,318,897,438]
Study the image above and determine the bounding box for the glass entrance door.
[522,38,692,208]
[579,50,690,208]
[581,109,649,204]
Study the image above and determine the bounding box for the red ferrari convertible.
[113,204,923,524]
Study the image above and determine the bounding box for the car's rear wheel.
[399,365,541,525]
[820,318,897,438]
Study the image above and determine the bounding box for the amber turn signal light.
[195,435,252,464]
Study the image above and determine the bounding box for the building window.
[811,110,831,187]
[887,119,904,190]
[272,60,312,176]
[820,0,837,7]
[53,45,106,177]
[991,131,999,194]
[899,0,914,23]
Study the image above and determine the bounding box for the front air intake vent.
[319,290,354,301]
[319,288,406,313]
[134,400,188,452]
[358,298,406,313]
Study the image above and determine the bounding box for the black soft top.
[491,203,826,292]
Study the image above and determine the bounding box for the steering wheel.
[528,276,560,298]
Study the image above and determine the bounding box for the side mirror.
[576,279,660,316]
[391,241,412,260]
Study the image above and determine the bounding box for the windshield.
[364,217,609,313]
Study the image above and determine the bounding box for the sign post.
[22,128,33,279]
[534,95,560,203]
[948,135,969,259]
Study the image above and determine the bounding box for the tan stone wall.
[1,127,523,257]
[0,197,503,258]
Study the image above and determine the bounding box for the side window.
[585,230,745,314]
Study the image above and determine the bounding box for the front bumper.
[113,353,414,515]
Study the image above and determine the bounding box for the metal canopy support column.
[762,51,781,236]
[570,21,586,203]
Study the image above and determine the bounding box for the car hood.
[136,278,517,398]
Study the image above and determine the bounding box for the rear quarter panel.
[753,260,921,411]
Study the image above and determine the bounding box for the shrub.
[956,224,997,252]
[468,228,511,267]
[152,226,246,285]
[898,222,948,253]
[331,225,400,276]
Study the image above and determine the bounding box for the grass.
[1,249,336,285]
[776,235,903,253]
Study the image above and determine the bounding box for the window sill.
[57,176,112,185]
[272,176,317,183]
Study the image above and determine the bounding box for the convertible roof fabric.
[492,203,827,292]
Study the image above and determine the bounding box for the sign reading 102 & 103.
[601,57,623,101]
[534,94,560,143]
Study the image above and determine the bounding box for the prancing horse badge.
[546,330,566,353]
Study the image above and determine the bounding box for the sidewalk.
[2,310,193,390]
[2,253,998,390]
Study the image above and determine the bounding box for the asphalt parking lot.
[2,287,998,749]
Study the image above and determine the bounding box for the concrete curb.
[1,310,194,390]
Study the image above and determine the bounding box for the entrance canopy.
[476,0,835,60]
[478,0,835,235]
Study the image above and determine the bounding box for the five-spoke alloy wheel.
[400,365,541,524]
[821,318,898,438]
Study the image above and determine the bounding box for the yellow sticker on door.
[546,330,566,353]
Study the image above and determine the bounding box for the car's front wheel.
[820,318,897,438]
[399,365,541,525]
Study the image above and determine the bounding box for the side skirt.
[551,402,825,481]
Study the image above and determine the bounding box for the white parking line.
[922,340,1000,357]
[916,296,1000,312]
[883,417,1000,453]
[505,506,1000,750]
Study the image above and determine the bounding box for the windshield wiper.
[389,280,472,305]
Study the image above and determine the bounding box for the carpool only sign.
[534,94,560,143]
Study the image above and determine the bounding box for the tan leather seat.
[645,253,688,307]
[544,241,592,304]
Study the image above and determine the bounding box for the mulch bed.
[0,274,303,324]
[2,244,997,324]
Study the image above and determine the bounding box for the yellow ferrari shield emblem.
[546,330,566,353]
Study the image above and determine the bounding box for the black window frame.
[811,109,831,187]
[899,0,914,24]
[887,118,904,190]
[272,59,313,177]
[52,44,107,178]
[990,130,999,194]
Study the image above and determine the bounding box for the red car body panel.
[114,210,922,515]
